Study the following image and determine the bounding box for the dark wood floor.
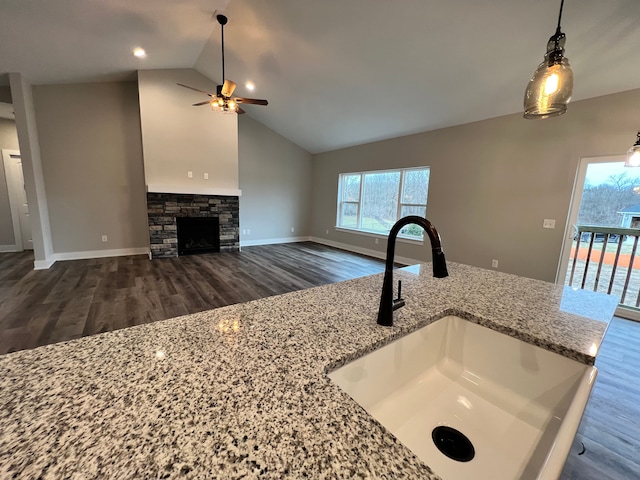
[0,242,388,354]
[0,242,638,478]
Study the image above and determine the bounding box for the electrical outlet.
[242,229,246,235]
[543,219,556,229]
[204,173,209,180]
[247,229,251,235]
[375,238,379,245]
[291,227,295,233]
[187,171,193,178]
[101,235,108,243]
[492,259,498,268]
[325,229,329,235]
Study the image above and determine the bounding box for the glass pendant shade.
[524,34,573,119]
[625,132,640,167]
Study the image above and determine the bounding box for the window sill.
[335,226,424,245]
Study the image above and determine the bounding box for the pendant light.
[523,0,574,119]
[625,132,640,167]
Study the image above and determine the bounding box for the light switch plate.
[543,219,556,229]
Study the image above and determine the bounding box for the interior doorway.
[1,149,32,251]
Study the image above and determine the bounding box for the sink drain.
[432,426,475,462]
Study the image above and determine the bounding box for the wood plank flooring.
[1,242,639,478]
[561,316,640,480]
[0,242,387,355]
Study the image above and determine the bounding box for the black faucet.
[377,216,448,327]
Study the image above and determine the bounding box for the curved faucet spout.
[377,216,448,327]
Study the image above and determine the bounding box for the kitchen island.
[0,262,618,479]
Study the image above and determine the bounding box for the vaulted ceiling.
[1,0,639,153]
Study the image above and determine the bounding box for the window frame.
[336,166,430,241]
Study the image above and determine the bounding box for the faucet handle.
[395,280,403,302]
[392,279,406,311]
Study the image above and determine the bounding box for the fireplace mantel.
[146,184,242,197]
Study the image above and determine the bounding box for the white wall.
[238,115,312,244]
[311,88,640,283]
[137,69,240,195]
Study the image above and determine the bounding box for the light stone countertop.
[0,262,618,479]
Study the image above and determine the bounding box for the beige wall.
[0,87,11,104]
[24,77,313,256]
[0,118,20,246]
[33,81,148,254]
[238,115,312,243]
[138,69,239,194]
[311,88,640,282]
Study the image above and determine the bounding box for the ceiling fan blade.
[236,106,246,115]
[192,101,211,106]
[176,83,213,96]
[221,79,237,97]
[235,98,268,106]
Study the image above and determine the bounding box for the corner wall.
[311,88,640,282]
[238,115,313,244]
[9,73,54,268]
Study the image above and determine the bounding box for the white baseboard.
[34,257,56,270]
[0,244,21,253]
[240,236,312,248]
[309,236,421,266]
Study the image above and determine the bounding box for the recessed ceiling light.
[133,47,147,58]
[245,81,255,91]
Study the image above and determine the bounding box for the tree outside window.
[336,167,430,239]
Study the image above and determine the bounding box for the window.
[336,167,430,239]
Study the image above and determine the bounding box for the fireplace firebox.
[176,217,220,256]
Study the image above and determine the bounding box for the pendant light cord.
[221,22,225,82]
[556,0,565,34]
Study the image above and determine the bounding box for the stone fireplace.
[146,192,239,259]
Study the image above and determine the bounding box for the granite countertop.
[0,262,618,479]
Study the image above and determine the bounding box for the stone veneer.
[146,192,239,259]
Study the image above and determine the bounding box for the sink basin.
[328,315,597,480]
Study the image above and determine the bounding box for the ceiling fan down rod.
[217,14,228,86]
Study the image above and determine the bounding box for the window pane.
[342,174,361,202]
[340,203,358,227]
[400,205,427,237]
[361,172,401,232]
[402,169,429,204]
[400,205,427,218]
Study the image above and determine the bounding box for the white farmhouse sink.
[328,315,597,480]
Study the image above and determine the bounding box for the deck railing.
[567,225,640,308]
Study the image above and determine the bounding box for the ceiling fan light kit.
[176,13,268,115]
[523,0,574,119]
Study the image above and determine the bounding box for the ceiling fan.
[177,14,268,114]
